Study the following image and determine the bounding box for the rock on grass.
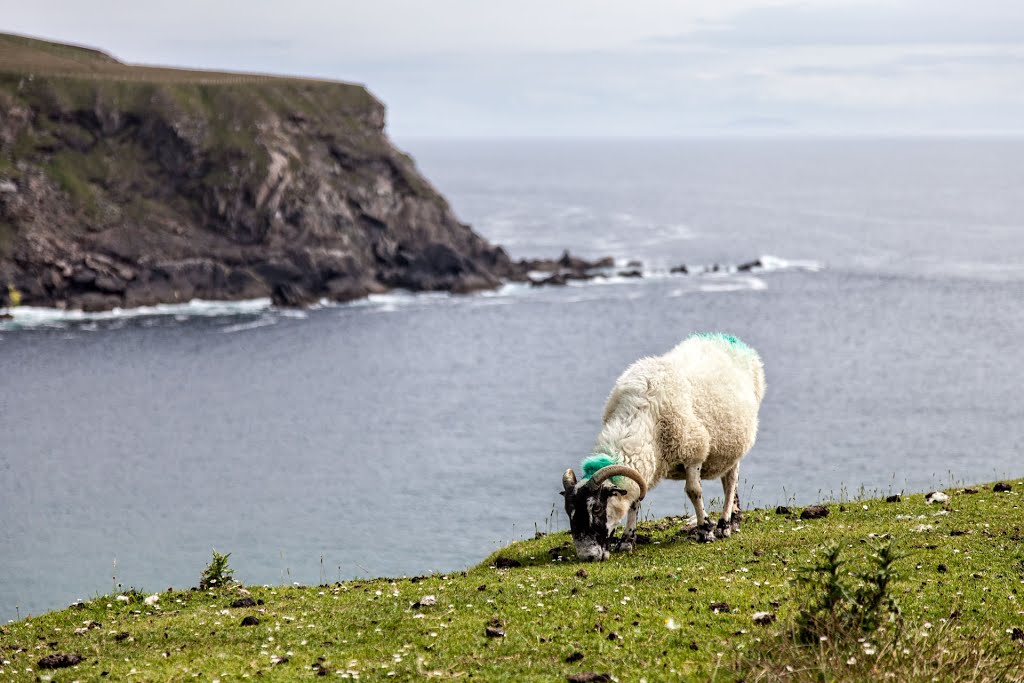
[494,557,522,569]
[486,617,506,638]
[230,597,257,608]
[240,616,260,626]
[994,482,1013,493]
[801,506,829,519]
[567,673,611,683]
[37,653,84,669]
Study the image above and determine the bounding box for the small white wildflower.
[116,595,130,603]
[665,618,680,630]
[847,657,857,666]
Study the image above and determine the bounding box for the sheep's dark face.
[562,474,628,562]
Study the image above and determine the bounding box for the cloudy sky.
[5,0,1024,137]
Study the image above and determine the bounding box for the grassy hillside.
[2,482,1022,681]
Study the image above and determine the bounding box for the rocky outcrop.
[0,33,594,311]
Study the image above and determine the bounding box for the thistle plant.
[794,538,902,643]
[199,549,236,590]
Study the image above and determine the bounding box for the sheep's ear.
[562,469,577,492]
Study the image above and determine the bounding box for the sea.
[2,138,1023,621]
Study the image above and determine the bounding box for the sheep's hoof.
[614,539,636,553]
[692,522,717,543]
[715,518,732,539]
[730,515,743,534]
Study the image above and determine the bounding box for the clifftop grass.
[0,32,365,88]
[2,481,1023,681]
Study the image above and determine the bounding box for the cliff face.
[0,33,518,310]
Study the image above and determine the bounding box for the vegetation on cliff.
[2,482,1022,681]
[0,33,539,311]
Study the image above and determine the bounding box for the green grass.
[2,482,1023,681]
[0,32,361,88]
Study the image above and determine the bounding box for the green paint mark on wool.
[690,332,757,355]
[581,453,618,480]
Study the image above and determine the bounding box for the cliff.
[0,33,528,311]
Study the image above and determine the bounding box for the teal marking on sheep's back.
[581,453,624,485]
[690,332,758,356]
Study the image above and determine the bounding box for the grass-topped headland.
[0,32,531,313]
[2,482,1022,681]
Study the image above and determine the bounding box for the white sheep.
[561,333,766,561]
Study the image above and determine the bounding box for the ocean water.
[2,138,1023,621]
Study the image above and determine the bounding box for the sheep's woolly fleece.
[688,332,758,357]
[579,332,757,474]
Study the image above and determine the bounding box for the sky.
[4,0,1024,137]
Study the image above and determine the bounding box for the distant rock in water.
[524,250,616,288]
[0,33,593,312]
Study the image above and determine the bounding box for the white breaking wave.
[1,298,272,329]
[698,277,768,293]
[220,317,279,334]
[753,254,824,273]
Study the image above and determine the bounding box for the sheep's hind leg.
[717,465,740,539]
[685,464,716,543]
[614,500,641,552]
[731,490,743,533]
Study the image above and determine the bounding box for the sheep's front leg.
[717,465,740,539]
[614,500,641,552]
[685,464,715,543]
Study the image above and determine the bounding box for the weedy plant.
[3,283,21,309]
[198,549,235,590]
[746,539,1024,681]
[794,538,902,643]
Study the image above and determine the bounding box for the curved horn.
[586,465,648,501]
[562,468,578,491]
